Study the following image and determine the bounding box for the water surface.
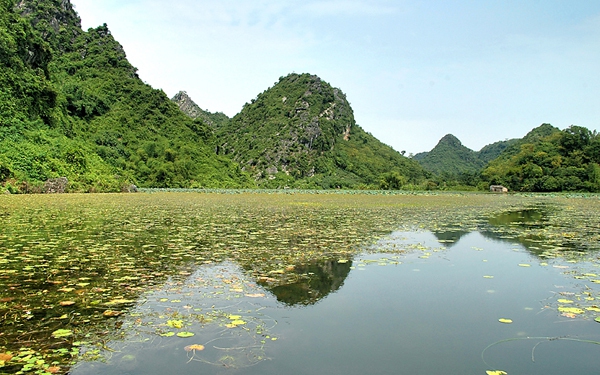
[72,230,600,375]
[1,193,599,374]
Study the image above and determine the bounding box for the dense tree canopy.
[413,134,486,175]
[481,125,600,192]
[1,0,253,192]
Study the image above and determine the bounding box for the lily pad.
[184,344,205,351]
[245,293,266,298]
[103,310,123,317]
[51,329,73,338]
[167,320,184,329]
[104,298,135,306]
[558,306,584,314]
[557,299,573,304]
[176,332,195,338]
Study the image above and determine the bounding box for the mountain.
[213,73,428,189]
[413,134,485,175]
[414,134,519,177]
[0,0,56,128]
[172,91,230,129]
[5,1,595,193]
[1,0,253,192]
[481,124,600,192]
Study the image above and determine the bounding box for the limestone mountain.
[413,134,485,175]
[172,91,230,128]
[1,0,253,191]
[414,133,518,177]
[214,73,428,189]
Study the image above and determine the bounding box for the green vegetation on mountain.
[481,124,600,192]
[215,73,428,189]
[413,134,485,175]
[412,134,516,190]
[0,0,253,192]
[478,139,518,163]
[2,0,598,194]
[413,122,600,193]
[0,0,56,128]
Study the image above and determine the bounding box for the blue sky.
[71,0,600,154]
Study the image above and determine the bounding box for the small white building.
[490,185,508,193]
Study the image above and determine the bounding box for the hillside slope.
[414,134,518,176]
[0,0,253,192]
[478,139,518,163]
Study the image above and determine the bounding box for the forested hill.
[413,134,516,176]
[478,139,519,163]
[481,124,600,192]
[413,123,600,193]
[0,0,253,192]
[213,73,428,189]
[413,134,486,175]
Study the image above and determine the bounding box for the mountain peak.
[172,91,202,119]
[414,134,483,175]
[172,91,230,128]
[16,0,82,51]
[220,72,355,181]
[437,134,463,148]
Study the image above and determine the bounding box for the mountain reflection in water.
[266,259,352,306]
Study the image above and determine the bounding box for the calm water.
[71,230,600,375]
[2,193,600,374]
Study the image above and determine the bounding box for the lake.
[1,192,599,374]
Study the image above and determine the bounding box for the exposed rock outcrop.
[43,177,68,193]
[172,91,230,128]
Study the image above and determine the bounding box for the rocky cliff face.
[172,91,203,119]
[172,91,230,128]
[212,72,427,188]
[15,0,82,52]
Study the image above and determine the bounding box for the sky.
[70,0,600,155]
